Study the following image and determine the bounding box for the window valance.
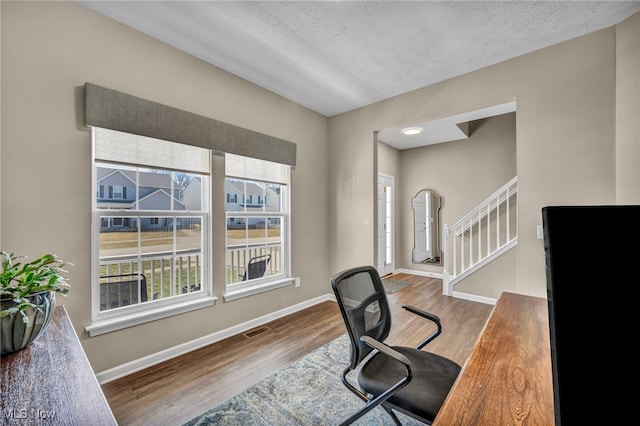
[84,82,296,167]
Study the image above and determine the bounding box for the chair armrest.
[402,304,443,349]
[361,336,411,367]
[403,304,441,324]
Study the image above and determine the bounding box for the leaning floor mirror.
[411,189,442,264]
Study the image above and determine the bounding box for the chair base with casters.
[330,265,461,425]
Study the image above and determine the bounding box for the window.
[88,127,214,336]
[224,153,291,300]
[111,185,125,199]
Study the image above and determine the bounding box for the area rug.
[381,276,412,294]
[182,334,423,426]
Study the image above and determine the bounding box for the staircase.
[442,176,518,295]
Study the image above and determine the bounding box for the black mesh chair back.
[331,265,461,425]
[242,254,271,281]
[331,265,392,370]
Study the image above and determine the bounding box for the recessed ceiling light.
[401,127,423,135]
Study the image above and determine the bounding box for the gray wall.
[330,13,640,299]
[2,2,639,374]
[1,1,329,373]
[392,113,517,295]
[616,13,640,203]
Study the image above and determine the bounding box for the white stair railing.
[442,176,518,295]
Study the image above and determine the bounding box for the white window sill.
[223,277,296,302]
[86,296,217,337]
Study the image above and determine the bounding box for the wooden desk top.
[1,306,117,425]
[434,292,555,425]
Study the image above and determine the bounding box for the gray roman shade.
[84,82,296,166]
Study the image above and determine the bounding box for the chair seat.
[359,346,461,423]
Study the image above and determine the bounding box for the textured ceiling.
[79,0,640,148]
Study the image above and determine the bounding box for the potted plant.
[1,251,71,355]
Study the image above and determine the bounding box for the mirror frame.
[411,189,442,265]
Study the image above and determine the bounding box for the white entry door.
[377,174,394,276]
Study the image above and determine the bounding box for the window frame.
[223,159,293,302]
[87,128,216,337]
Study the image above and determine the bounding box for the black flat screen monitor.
[542,205,640,426]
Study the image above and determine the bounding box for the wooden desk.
[1,306,117,425]
[434,292,554,425]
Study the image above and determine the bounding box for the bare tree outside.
[173,173,193,200]
[154,170,193,200]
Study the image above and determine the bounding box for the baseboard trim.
[394,268,443,279]
[95,294,336,384]
[394,268,496,306]
[451,290,497,306]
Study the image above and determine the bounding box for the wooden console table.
[433,292,555,425]
[1,306,117,425]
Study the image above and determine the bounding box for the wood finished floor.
[102,273,494,425]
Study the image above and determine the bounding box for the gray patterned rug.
[183,334,423,426]
[381,277,412,294]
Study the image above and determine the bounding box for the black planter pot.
[0,291,56,355]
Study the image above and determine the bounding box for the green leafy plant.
[1,252,71,323]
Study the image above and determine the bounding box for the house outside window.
[88,127,213,336]
[224,153,291,300]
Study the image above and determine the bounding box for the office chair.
[241,254,271,281]
[100,273,148,310]
[330,265,461,425]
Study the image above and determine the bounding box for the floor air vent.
[243,326,271,338]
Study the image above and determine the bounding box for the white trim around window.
[88,127,215,336]
[224,154,292,300]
